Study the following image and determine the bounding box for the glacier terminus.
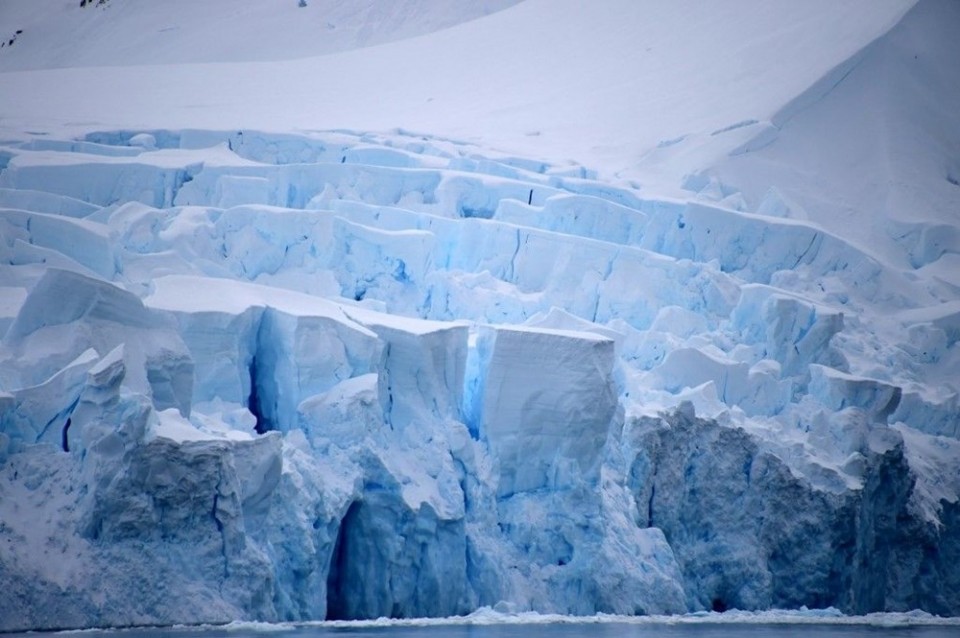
[0,0,959,631]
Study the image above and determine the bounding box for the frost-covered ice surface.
[1,0,959,632]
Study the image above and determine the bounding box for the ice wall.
[627,406,960,615]
[0,127,957,630]
[471,325,617,497]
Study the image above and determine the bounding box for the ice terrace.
[0,128,958,628]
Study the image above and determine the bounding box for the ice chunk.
[809,364,902,421]
[0,348,98,452]
[731,284,845,376]
[889,390,959,438]
[495,192,648,246]
[331,216,434,307]
[127,133,157,150]
[0,187,99,218]
[0,286,27,335]
[256,307,379,432]
[436,173,549,220]
[345,307,468,432]
[625,406,951,614]
[0,208,115,278]
[147,275,381,432]
[326,456,469,620]
[649,347,789,416]
[80,432,277,610]
[471,324,618,497]
[4,269,192,415]
[8,269,154,340]
[899,300,960,347]
[298,374,382,446]
[215,175,271,208]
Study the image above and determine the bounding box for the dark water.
[265,625,960,638]
[27,622,960,638]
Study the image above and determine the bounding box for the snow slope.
[707,0,960,272]
[0,0,913,174]
[0,0,520,70]
[1,0,959,631]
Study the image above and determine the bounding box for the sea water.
[14,612,960,638]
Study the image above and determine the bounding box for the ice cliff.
[1,0,959,630]
[0,122,957,630]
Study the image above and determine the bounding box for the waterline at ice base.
[0,0,958,631]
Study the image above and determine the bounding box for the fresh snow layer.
[1,0,959,631]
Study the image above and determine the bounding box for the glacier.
[1,0,960,632]
[0,123,957,630]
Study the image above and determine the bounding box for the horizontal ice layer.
[640,202,942,309]
[495,193,649,245]
[0,208,115,278]
[18,139,145,157]
[320,200,740,328]
[0,187,99,218]
[176,162,442,210]
[342,307,468,432]
[0,149,204,209]
[628,407,960,615]
[498,191,943,311]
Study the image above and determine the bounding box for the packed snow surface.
[1,0,959,631]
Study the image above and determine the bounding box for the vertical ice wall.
[471,325,617,497]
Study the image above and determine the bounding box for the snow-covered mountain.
[0,0,958,630]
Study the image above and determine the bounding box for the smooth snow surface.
[0,0,915,177]
[0,0,520,70]
[1,0,959,631]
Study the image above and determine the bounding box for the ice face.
[325,454,470,620]
[146,276,381,433]
[345,309,468,433]
[470,324,618,497]
[0,112,958,629]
